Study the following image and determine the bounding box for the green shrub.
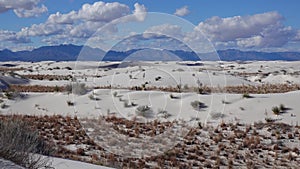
[279,104,286,111]
[272,106,280,115]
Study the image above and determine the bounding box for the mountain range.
[0,44,300,62]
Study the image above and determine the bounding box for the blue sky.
[0,0,300,52]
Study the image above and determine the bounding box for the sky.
[0,0,300,52]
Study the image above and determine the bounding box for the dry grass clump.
[0,118,53,169]
[22,74,72,81]
[9,84,65,92]
[224,84,300,94]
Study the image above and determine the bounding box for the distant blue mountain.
[0,44,105,62]
[217,49,300,61]
[0,44,300,61]
[102,48,200,61]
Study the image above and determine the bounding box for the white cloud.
[14,4,48,18]
[47,11,77,24]
[69,21,105,38]
[112,3,147,23]
[0,0,47,17]
[18,1,147,46]
[132,3,147,21]
[19,23,70,37]
[174,6,190,16]
[197,11,297,48]
[77,1,130,22]
[145,24,183,39]
[0,29,30,43]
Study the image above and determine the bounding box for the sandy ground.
[1,61,300,168]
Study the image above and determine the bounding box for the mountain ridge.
[0,44,300,61]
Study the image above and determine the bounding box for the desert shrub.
[222,100,231,104]
[158,109,171,119]
[265,117,276,123]
[124,100,131,108]
[135,105,154,118]
[65,83,87,95]
[210,112,225,120]
[88,94,100,101]
[67,100,74,106]
[183,84,189,90]
[4,90,23,100]
[191,100,206,111]
[131,102,138,107]
[155,76,161,81]
[1,103,9,109]
[169,94,180,99]
[54,85,60,92]
[279,104,286,111]
[272,106,280,115]
[242,93,251,98]
[113,91,118,97]
[0,119,52,169]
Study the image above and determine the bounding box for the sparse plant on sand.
[242,93,251,98]
[124,100,131,108]
[191,100,206,111]
[135,105,154,118]
[158,109,171,118]
[272,106,280,115]
[169,93,180,99]
[89,94,100,101]
[196,79,204,94]
[67,100,74,106]
[113,91,118,97]
[210,112,225,120]
[4,90,22,100]
[1,103,8,109]
[279,104,286,111]
[265,117,276,123]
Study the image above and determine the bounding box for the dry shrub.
[0,119,53,169]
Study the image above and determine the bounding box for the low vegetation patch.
[0,118,53,169]
[191,100,207,111]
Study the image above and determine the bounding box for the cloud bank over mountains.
[0,1,299,52]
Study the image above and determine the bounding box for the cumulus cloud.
[197,11,297,48]
[174,6,190,16]
[14,4,48,18]
[19,1,147,46]
[145,24,183,39]
[0,30,30,43]
[19,23,71,37]
[47,11,77,24]
[132,3,147,21]
[0,0,47,17]
[78,1,130,22]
